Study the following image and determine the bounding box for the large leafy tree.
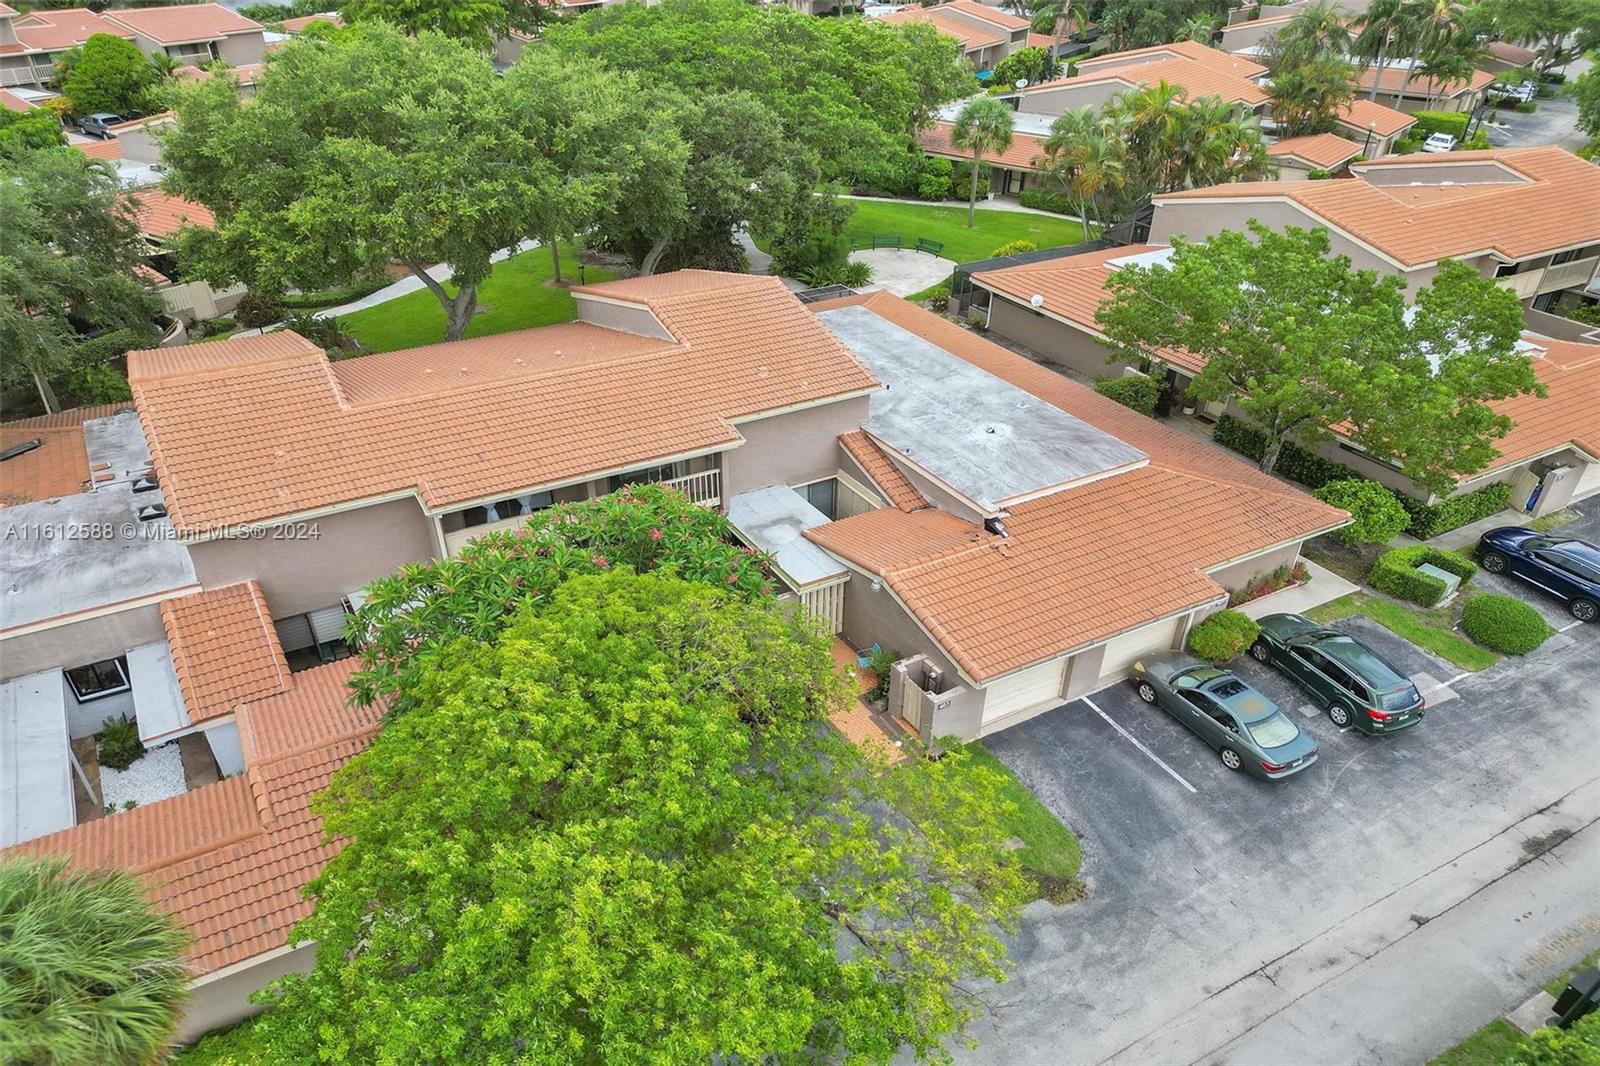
[950,96,1014,228]
[1352,0,1417,103]
[1268,51,1358,136]
[60,33,154,116]
[1575,66,1600,140]
[256,569,1029,1063]
[341,0,550,49]
[1097,0,1235,51]
[1096,223,1540,492]
[0,107,66,158]
[0,147,161,412]
[0,856,191,1066]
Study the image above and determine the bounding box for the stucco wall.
[187,498,437,620]
[0,603,169,683]
[722,395,873,499]
[218,31,265,66]
[574,296,674,341]
[1206,541,1304,592]
[840,574,964,684]
[987,296,1133,378]
[176,944,316,1044]
[1017,78,1127,114]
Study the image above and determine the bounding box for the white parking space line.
[1412,671,1467,705]
[1082,697,1198,794]
[1559,620,1584,633]
[1296,703,1321,719]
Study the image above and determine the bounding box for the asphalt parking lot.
[968,605,1599,1064]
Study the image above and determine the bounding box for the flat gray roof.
[127,641,187,743]
[726,485,848,590]
[1,412,196,631]
[0,670,74,847]
[817,305,1146,512]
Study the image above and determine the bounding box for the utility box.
[1417,562,1463,606]
[1553,967,1600,1029]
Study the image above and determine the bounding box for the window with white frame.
[64,657,131,703]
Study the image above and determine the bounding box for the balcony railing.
[1539,256,1600,294]
[655,468,721,507]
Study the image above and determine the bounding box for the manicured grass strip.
[841,198,1088,265]
[963,743,1081,896]
[1306,593,1499,672]
[1427,1018,1526,1066]
[336,244,616,354]
[1528,508,1580,533]
[1545,945,1600,997]
[1302,546,1372,586]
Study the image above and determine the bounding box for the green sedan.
[1250,613,1425,735]
[1129,652,1319,779]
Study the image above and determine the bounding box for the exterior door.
[1099,616,1182,683]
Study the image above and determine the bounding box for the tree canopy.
[0,107,66,158]
[0,856,191,1066]
[341,0,550,48]
[1096,223,1540,493]
[1096,0,1234,51]
[1267,51,1357,136]
[60,33,155,117]
[255,568,1028,1064]
[950,97,1014,228]
[0,147,161,412]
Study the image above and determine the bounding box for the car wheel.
[1327,702,1353,728]
[1136,681,1157,704]
[1250,640,1271,663]
[1572,598,1598,623]
[1481,551,1508,574]
[1220,748,1243,772]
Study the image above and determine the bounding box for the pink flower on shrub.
[650,528,663,542]
[592,554,609,568]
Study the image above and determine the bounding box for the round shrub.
[1187,609,1261,663]
[1460,594,1552,655]
[1093,374,1160,416]
[96,713,144,771]
[989,239,1038,257]
[1314,478,1410,545]
[234,290,286,328]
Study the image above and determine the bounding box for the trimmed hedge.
[1093,374,1160,416]
[1187,609,1261,663]
[1313,478,1409,544]
[1212,415,1514,539]
[1410,110,1470,140]
[1461,594,1553,655]
[1017,189,1078,215]
[1369,546,1477,607]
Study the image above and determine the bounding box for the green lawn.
[841,197,1088,265]
[1427,1018,1527,1066]
[336,244,616,354]
[1306,593,1499,672]
[964,743,1083,902]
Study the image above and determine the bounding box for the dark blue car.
[1475,527,1600,623]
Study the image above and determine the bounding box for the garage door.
[981,658,1067,729]
[1098,615,1183,682]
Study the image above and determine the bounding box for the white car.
[1421,132,1457,153]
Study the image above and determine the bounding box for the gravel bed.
[99,741,186,811]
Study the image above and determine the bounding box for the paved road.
[1483,91,1586,153]
[961,610,1600,1065]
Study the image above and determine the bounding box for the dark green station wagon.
[1250,614,1425,735]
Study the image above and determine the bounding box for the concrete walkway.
[1426,507,1533,551]
[843,193,1085,222]
[313,239,540,320]
[1236,559,1359,620]
[736,228,773,276]
[852,247,956,298]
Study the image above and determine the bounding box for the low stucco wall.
[175,943,316,1044]
[0,602,169,683]
[1207,542,1303,592]
[986,296,1133,380]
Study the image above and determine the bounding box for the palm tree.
[1178,14,1216,45]
[1104,81,1187,193]
[950,96,1014,228]
[146,51,181,80]
[1393,0,1463,108]
[1267,0,1354,68]
[1041,107,1124,230]
[1352,0,1417,103]
[1030,0,1079,65]
[0,857,191,1066]
[1268,52,1358,135]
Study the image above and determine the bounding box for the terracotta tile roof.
[1156,147,1600,267]
[1334,98,1416,139]
[970,244,1207,373]
[278,13,342,32]
[839,429,926,510]
[0,4,19,16]
[1268,132,1361,169]
[940,1,1031,31]
[879,7,1004,51]
[1,416,93,506]
[128,272,881,535]
[72,136,122,161]
[160,581,292,728]
[919,120,1048,172]
[0,88,34,113]
[1355,63,1494,99]
[1484,337,1600,470]
[803,292,1345,682]
[129,187,215,240]
[103,3,262,44]
[6,659,385,976]
[1021,42,1268,107]
[1486,40,1537,67]
[13,8,132,51]
[1077,39,1265,77]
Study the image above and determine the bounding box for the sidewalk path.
[314,239,540,320]
[842,193,1086,222]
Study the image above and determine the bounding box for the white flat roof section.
[817,305,1147,512]
[0,670,74,847]
[726,485,848,590]
[127,641,188,743]
[1,413,196,631]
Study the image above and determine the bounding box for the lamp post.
[1364,120,1376,157]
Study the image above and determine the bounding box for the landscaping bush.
[989,239,1038,257]
[1227,561,1311,607]
[1017,189,1077,215]
[924,281,951,313]
[233,290,286,328]
[800,259,871,289]
[1187,609,1261,663]
[916,156,953,202]
[1461,594,1553,655]
[96,713,144,772]
[1410,110,1470,141]
[280,275,390,310]
[865,646,903,702]
[1092,373,1159,416]
[1306,168,1332,180]
[952,160,989,201]
[62,362,131,406]
[1369,545,1477,607]
[1393,133,1424,154]
[1314,478,1410,544]
[1401,483,1513,539]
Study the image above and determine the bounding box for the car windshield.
[1379,686,1420,711]
[1247,712,1300,750]
[1176,667,1227,688]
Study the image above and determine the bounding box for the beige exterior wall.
[574,295,674,341]
[188,497,437,620]
[0,602,170,683]
[987,296,1133,378]
[1017,78,1128,115]
[722,395,872,499]
[217,31,266,67]
[840,573,964,687]
[176,944,316,1044]
[1206,541,1303,592]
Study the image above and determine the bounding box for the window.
[1551,248,1589,266]
[800,478,838,520]
[441,491,554,533]
[609,461,688,493]
[65,657,130,703]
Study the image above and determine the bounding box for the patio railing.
[656,468,721,507]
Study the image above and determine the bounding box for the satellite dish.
[1015,78,1029,89]
[1030,293,1045,308]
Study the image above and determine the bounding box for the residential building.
[1333,97,1416,158]
[876,1,1032,73]
[129,186,247,323]
[1482,40,1537,75]
[917,105,1051,196]
[0,271,1347,1034]
[0,4,263,90]
[1266,131,1361,178]
[1352,61,1494,114]
[1012,39,1270,117]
